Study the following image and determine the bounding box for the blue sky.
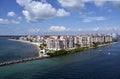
[0,0,120,35]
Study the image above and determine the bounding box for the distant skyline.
[0,0,120,35]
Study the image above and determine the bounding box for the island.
[17,34,117,57]
[0,34,118,66]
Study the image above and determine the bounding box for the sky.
[0,0,120,35]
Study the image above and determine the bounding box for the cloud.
[58,0,86,9]
[18,16,22,20]
[112,1,120,8]
[95,16,106,21]
[16,0,120,23]
[80,11,106,23]
[22,2,56,22]
[82,19,92,22]
[16,0,31,6]
[58,0,120,9]
[93,0,106,7]
[41,0,47,3]
[11,20,20,24]
[57,9,70,17]
[0,18,21,25]
[7,11,16,17]
[93,27,99,31]
[16,0,70,23]
[0,18,9,24]
[7,11,22,24]
[78,28,82,31]
[107,9,112,13]
[28,28,40,33]
[49,26,68,32]
[82,16,106,23]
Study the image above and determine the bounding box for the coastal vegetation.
[92,41,114,47]
[47,41,116,57]
[39,43,46,50]
[47,47,89,57]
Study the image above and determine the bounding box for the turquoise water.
[0,38,120,79]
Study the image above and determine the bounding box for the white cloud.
[79,11,95,16]
[95,16,106,21]
[28,28,40,33]
[7,11,16,17]
[0,18,21,25]
[17,16,22,21]
[7,11,22,24]
[82,19,92,23]
[58,0,120,9]
[50,26,67,32]
[82,16,106,23]
[22,2,56,22]
[57,9,70,17]
[108,9,112,13]
[93,27,99,31]
[0,18,9,24]
[80,11,106,23]
[93,0,120,8]
[16,0,31,6]
[93,0,106,7]
[112,1,120,8]
[41,0,47,3]
[11,20,20,24]
[16,0,70,23]
[78,28,82,31]
[58,0,86,9]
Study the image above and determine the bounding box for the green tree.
[39,43,47,50]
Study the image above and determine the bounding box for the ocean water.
[0,38,120,79]
[0,37,39,63]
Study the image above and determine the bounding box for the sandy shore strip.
[9,39,41,46]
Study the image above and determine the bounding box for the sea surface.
[0,38,120,79]
[0,37,39,63]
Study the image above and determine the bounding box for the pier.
[0,56,49,67]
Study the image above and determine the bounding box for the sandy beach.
[9,39,40,46]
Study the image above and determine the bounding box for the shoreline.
[9,39,40,46]
[9,39,49,58]
[1,39,117,67]
[47,42,118,57]
[10,39,118,56]
[90,42,118,49]
[97,42,118,47]
[0,39,49,67]
[9,39,40,52]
